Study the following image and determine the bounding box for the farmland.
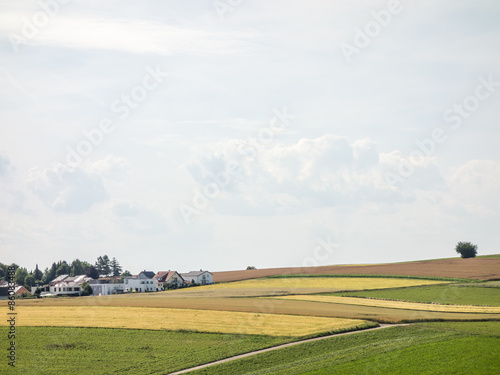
[6,256,500,374]
[2,306,375,336]
[272,295,500,313]
[213,255,500,282]
[188,277,449,291]
[338,283,500,306]
[188,322,500,374]
[0,327,294,375]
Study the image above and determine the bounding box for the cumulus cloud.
[26,165,108,213]
[447,160,500,216]
[88,155,131,181]
[184,134,443,215]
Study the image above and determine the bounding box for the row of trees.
[0,255,132,290]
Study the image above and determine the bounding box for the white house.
[89,276,125,296]
[32,274,92,296]
[180,270,213,285]
[123,271,157,292]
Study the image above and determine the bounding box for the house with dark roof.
[154,271,185,290]
[138,270,156,279]
[180,270,213,285]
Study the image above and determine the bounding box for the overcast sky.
[0,0,499,274]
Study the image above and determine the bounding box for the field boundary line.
[168,323,410,375]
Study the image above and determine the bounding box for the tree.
[0,262,6,281]
[455,242,478,258]
[34,287,42,297]
[121,270,132,276]
[80,282,93,296]
[85,265,99,279]
[14,267,28,286]
[55,261,70,276]
[42,267,52,284]
[42,262,57,284]
[24,274,35,288]
[95,255,111,277]
[110,257,122,276]
[70,259,90,276]
[246,266,257,270]
[33,264,43,281]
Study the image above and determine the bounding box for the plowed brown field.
[213,256,500,282]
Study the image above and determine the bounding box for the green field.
[1,327,293,375]
[190,322,500,374]
[336,284,500,306]
[7,267,500,374]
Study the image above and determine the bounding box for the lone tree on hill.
[455,242,478,258]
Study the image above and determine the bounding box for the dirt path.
[168,324,410,375]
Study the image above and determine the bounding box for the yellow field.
[190,277,449,291]
[3,306,374,336]
[273,295,500,314]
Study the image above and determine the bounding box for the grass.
[336,284,500,306]
[0,327,293,375]
[2,306,375,336]
[190,322,500,374]
[272,295,500,313]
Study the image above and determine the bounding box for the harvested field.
[176,277,448,295]
[213,256,500,282]
[14,296,500,323]
[273,295,500,313]
[1,306,374,336]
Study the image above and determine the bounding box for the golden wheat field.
[3,306,376,336]
[189,277,449,291]
[273,295,500,313]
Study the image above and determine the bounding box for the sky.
[0,0,499,274]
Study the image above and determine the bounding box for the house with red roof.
[154,271,185,290]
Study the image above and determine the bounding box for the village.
[0,269,213,299]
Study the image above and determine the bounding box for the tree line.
[0,255,131,289]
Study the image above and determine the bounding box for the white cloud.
[88,155,131,182]
[447,160,500,216]
[0,154,11,176]
[0,13,255,56]
[185,134,440,215]
[26,164,108,213]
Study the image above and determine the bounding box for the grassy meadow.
[0,327,293,375]
[189,322,500,374]
[338,283,500,306]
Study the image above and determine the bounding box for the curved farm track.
[213,256,500,283]
[168,324,410,375]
